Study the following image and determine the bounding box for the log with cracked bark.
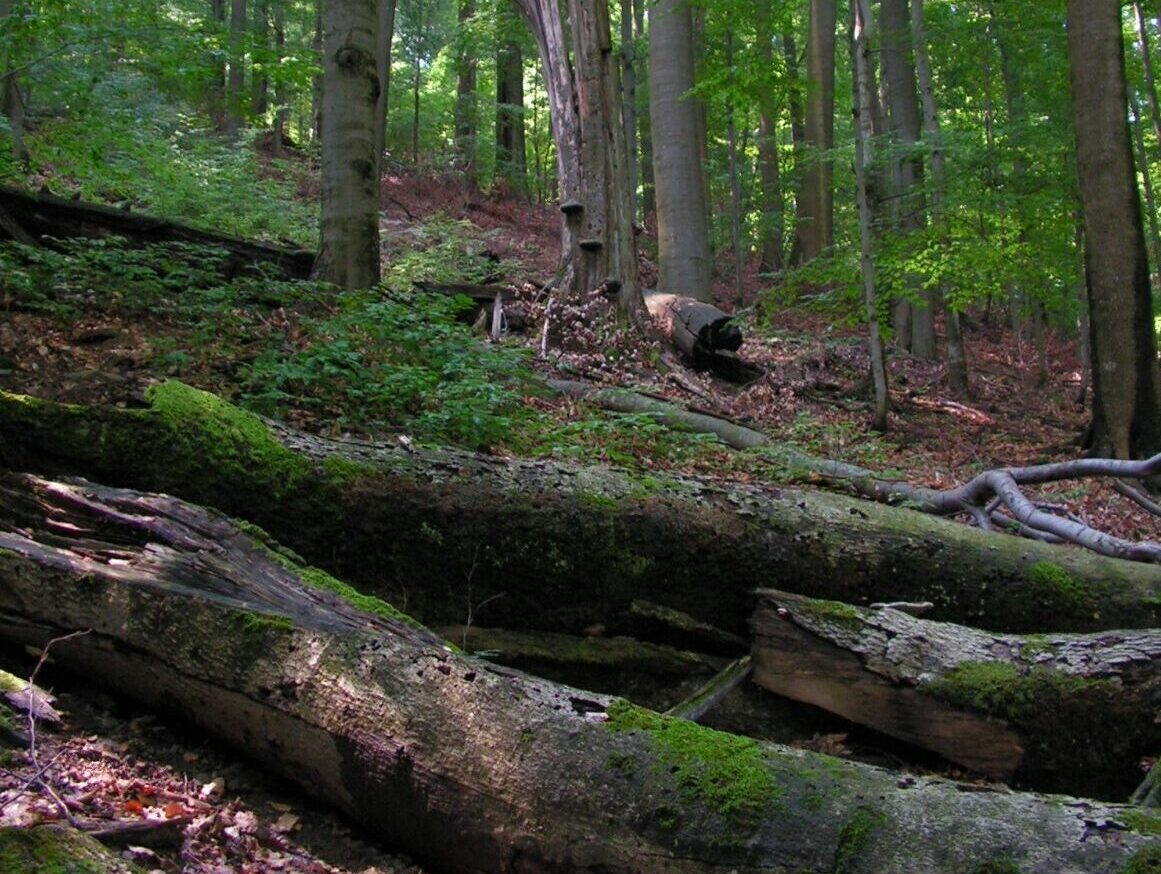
[2,381,1161,640]
[0,470,1159,873]
[752,589,1161,798]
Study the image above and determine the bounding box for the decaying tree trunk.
[1,471,1159,873]
[2,382,1161,643]
[753,589,1161,797]
[0,185,314,279]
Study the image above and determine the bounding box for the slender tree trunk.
[620,0,638,220]
[0,0,29,169]
[225,0,247,135]
[851,0,889,431]
[756,8,784,274]
[313,0,382,291]
[725,31,745,307]
[411,53,421,164]
[795,0,836,264]
[1131,92,1161,291]
[495,27,526,195]
[272,0,288,158]
[311,3,323,141]
[910,0,967,395]
[880,0,933,359]
[1069,0,1161,459]
[634,0,654,219]
[250,0,269,116]
[649,0,712,301]
[1135,1,1161,158]
[373,0,398,173]
[454,0,478,186]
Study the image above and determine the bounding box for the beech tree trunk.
[4,383,1161,644]
[794,0,836,264]
[754,590,1161,798]
[454,0,478,187]
[1069,0,1161,459]
[373,0,398,172]
[225,0,248,135]
[314,0,382,291]
[648,0,712,301]
[1,471,1159,874]
[495,4,526,195]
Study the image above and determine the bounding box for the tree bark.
[454,0,478,187]
[754,589,1161,798]
[1,470,1159,873]
[373,0,398,174]
[851,0,890,431]
[518,0,643,322]
[0,0,30,169]
[495,2,526,195]
[314,0,382,291]
[620,0,638,220]
[794,0,836,264]
[4,382,1161,643]
[648,0,712,302]
[225,0,248,135]
[1068,0,1161,459]
[1131,92,1161,290]
[756,5,784,275]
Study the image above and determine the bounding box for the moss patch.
[1026,560,1096,620]
[145,380,311,497]
[1121,845,1161,874]
[604,699,781,823]
[1121,809,1161,838]
[921,660,1107,725]
[793,597,865,630]
[0,826,141,873]
[834,806,887,873]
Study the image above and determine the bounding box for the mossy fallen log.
[752,589,1161,798]
[0,825,144,873]
[1,471,1159,873]
[1,381,1160,639]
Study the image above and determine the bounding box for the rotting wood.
[664,656,752,722]
[3,381,1161,640]
[0,470,1158,873]
[0,184,315,279]
[752,588,1161,797]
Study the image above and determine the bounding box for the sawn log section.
[0,471,1157,873]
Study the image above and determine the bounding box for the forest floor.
[2,154,1160,871]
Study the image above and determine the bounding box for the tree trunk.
[495,3,526,195]
[5,383,1161,644]
[851,0,890,431]
[313,0,382,291]
[0,0,29,169]
[879,0,933,359]
[272,0,288,159]
[648,0,712,301]
[1135,1,1161,160]
[454,0,478,187]
[250,0,270,116]
[1069,0,1161,459]
[634,0,654,219]
[620,0,638,220]
[2,471,1158,873]
[518,0,643,321]
[1131,92,1161,290]
[225,0,248,135]
[795,0,836,264]
[756,6,784,275]
[374,0,398,173]
[910,0,967,395]
[753,589,1161,798]
[725,31,745,307]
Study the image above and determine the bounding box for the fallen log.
[2,382,1161,639]
[644,292,761,383]
[0,184,315,279]
[0,471,1158,873]
[752,589,1161,798]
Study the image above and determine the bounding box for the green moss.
[0,671,24,694]
[321,455,375,485]
[834,807,887,873]
[1026,560,1096,619]
[922,661,1106,724]
[144,380,311,497]
[578,491,618,510]
[970,860,1023,874]
[231,610,295,636]
[1121,809,1161,837]
[794,598,865,629]
[1121,845,1161,874]
[0,826,140,873]
[295,562,424,630]
[604,699,781,823]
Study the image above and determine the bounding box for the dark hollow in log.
[752,589,1161,798]
[0,471,1157,873]
[3,382,1161,643]
[0,184,315,279]
[644,292,759,382]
